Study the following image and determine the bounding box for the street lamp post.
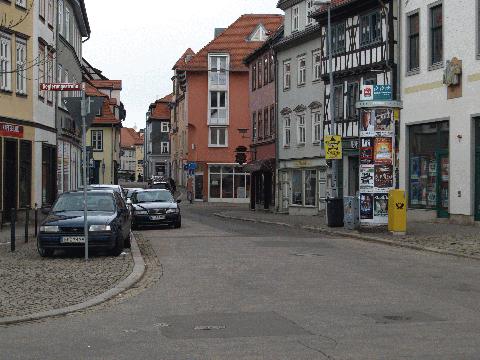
[314,0,337,198]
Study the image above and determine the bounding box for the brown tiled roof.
[148,94,172,121]
[173,48,195,70]
[121,128,143,148]
[176,14,283,72]
[85,81,121,125]
[90,80,122,90]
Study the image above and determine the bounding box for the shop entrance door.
[194,174,203,201]
[436,150,449,218]
[3,139,18,221]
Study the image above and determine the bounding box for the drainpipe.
[274,55,280,213]
[111,124,114,184]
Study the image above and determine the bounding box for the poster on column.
[374,193,389,220]
[360,193,374,220]
[360,137,374,165]
[374,108,394,135]
[360,165,374,192]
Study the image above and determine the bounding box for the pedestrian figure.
[186,177,193,204]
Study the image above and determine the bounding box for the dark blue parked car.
[37,190,131,257]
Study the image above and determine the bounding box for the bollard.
[25,205,30,243]
[10,208,16,252]
[34,203,38,237]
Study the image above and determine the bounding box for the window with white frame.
[313,51,321,81]
[38,45,45,98]
[65,8,70,42]
[283,61,291,90]
[58,0,64,35]
[283,116,291,146]
[47,0,53,25]
[306,0,315,26]
[292,6,299,32]
[312,111,321,143]
[292,169,317,206]
[0,33,11,91]
[209,55,228,86]
[298,57,306,85]
[15,40,26,95]
[57,64,62,106]
[64,69,69,98]
[209,127,227,147]
[297,114,306,144]
[91,130,103,151]
[161,122,170,132]
[161,142,170,154]
[258,110,263,140]
[332,22,346,54]
[209,91,227,125]
[16,0,26,8]
[39,0,46,18]
[360,11,381,47]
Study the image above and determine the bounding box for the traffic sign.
[63,96,104,129]
[40,83,83,92]
[325,135,343,160]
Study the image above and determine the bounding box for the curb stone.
[214,213,480,262]
[0,232,145,326]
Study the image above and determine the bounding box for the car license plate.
[61,236,85,244]
[150,215,165,221]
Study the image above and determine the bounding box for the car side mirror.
[41,207,51,215]
[176,199,182,203]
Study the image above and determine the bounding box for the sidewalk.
[212,205,480,260]
[0,225,37,245]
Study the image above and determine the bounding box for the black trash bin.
[326,197,344,227]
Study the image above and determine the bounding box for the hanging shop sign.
[0,122,24,138]
[325,135,342,160]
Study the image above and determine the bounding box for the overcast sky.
[83,0,283,129]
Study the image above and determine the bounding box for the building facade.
[145,95,172,179]
[244,26,283,211]
[311,0,399,200]
[119,127,144,182]
[400,0,480,223]
[175,14,284,203]
[275,0,326,215]
[55,0,89,194]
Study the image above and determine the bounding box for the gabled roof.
[176,14,284,72]
[90,80,122,90]
[121,128,144,148]
[148,94,173,121]
[173,48,195,70]
[244,25,284,65]
[84,80,121,125]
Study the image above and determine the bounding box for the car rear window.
[134,191,173,204]
[53,193,116,213]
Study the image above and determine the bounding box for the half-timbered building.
[311,0,399,199]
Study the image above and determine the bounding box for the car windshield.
[52,193,116,213]
[134,191,173,204]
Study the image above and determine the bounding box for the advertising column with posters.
[357,87,402,226]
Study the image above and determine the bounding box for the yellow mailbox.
[388,189,407,234]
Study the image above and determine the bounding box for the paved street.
[2,204,480,359]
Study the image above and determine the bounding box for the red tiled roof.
[177,14,283,72]
[148,94,172,121]
[85,81,121,125]
[173,48,195,70]
[121,128,144,148]
[85,83,107,97]
[90,80,122,90]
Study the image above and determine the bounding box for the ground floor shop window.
[19,140,32,207]
[291,169,317,207]
[209,165,250,200]
[409,121,449,216]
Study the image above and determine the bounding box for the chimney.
[214,28,226,39]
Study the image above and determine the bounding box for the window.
[270,105,275,136]
[38,45,45,98]
[306,0,315,26]
[258,111,263,140]
[407,12,420,72]
[333,84,344,121]
[346,82,359,119]
[252,63,257,90]
[252,112,257,141]
[292,169,317,206]
[312,111,321,143]
[292,170,303,205]
[0,33,11,91]
[161,142,170,154]
[39,0,46,19]
[297,114,306,144]
[360,11,381,47]
[430,4,443,66]
[292,6,300,32]
[57,64,62,106]
[264,107,269,138]
[209,127,227,147]
[16,40,27,94]
[209,165,250,200]
[257,59,263,88]
[209,91,227,125]
[313,51,321,81]
[65,8,70,42]
[264,56,269,85]
[298,57,306,85]
[283,116,291,146]
[269,53,274,83]
[209,55,228,86]
[283,61,291,90]
[47,52,54,102]
[47,0,53,25]
[16,0,27,8]
[91,130,103,151]
[58,0,64,35]
[332,22,346,54]
[161,122,170,132]
[64,69,69,97]
[304,170,317,206]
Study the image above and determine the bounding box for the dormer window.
[248,24,268,41]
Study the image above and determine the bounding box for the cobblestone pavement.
[197,203,480,258]
[0,240,133,319]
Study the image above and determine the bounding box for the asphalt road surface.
[2,204,480,359]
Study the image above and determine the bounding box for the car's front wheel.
[174,217,182,229]
[111,234,124,257]
[124,232,131,248]
[37,242,54,258]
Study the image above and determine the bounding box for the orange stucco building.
[173,14,283,202]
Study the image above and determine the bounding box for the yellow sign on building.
[325,135,343,160]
